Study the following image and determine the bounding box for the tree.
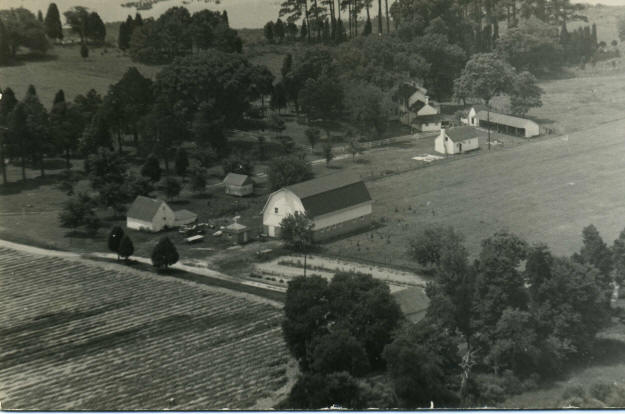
[6,103,30,181]
[322,142,333,166]
[151,237,179,271]
[299,74,343,123]
[73,89,102,125]
[0,8,49,57]
[44,3,63,40]
[384,320,461,408]
[108,225,125,259]
[270,81,288,113]
[348,136,363,161]
[305,128,321,151]
[58,193,100,235]
[192,102,228,156]
[280,211,315,252]
[286,372,364,409]
[84,147,127,191]
[64,6,90,42]
[510,71,543,116]
[50,90,83,169]
[118,234,134,261]
[80,112,112,155]
[343,82,391,139]
[268,155,313,190]
[86,12,106,44]
[274,18,286,42]
[0,20,10,65]
[189,166,207,194]
[37,10,43,22]
[161,176,182,201]
[140,154,160,182]
[286,21,298,41]
[613,229,625,285]
[408,225,464,267]
[281,53,293,78]
[0,87,17,183]
[573,224,614,280]
[453,54,517,150]
[308,329,371,377]
[22,85,50,177]
[222,151,254,175]
[174,147,189,177]
[118,17,133,50]
[80,43,89,59]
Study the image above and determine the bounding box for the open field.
[326,116,625,266]
[0,45,161,108]
[0,246,289,410]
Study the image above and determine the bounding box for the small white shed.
[435,127,480,155]
[224,173,254,197]
[126,196,175,232]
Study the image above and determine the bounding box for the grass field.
[0,45,161,108]
[0,246,289,410]
[325,116,625,267]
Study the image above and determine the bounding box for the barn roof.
[414,114,441,123]
[285,174,372,218]
[224,172,253,186]
[127,196,166,222]
[445,126,479,142]
[476,111,538,130]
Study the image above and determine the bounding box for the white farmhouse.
[261,174,373,241]
[435,127,480,155]
[223,172,254,197]
[126,196,197,232]
[393,81,442,133]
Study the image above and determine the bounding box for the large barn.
[126,196,197,232]
[466,107,539,138]
[261,174,373,241]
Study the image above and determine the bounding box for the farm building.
[465,107,539,138]
[224,173,254,197]
[127,196,196,232]
[226,221,250,244]
[393,81,442,133]
[261,174,373,241]
[435,127,480,155]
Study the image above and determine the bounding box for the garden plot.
[0,247,289,410]
[253,254,426,292]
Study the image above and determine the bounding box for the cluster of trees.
[0,8,49,63]
[118,12,144,50]
[280,223,618,409]
[63,6,106,44]
[108,225,135,260]
[281,272,403,408]
[398,224,617,406]
[128,7,242,64]
[263,18,299,43]
[108,225,179,272]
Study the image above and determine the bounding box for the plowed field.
[0,247,288,410]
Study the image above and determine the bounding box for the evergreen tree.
[0,20,10,65]
[86,12,106,44]
[301,20,308,40]
[275,18,286,42]
[44,3,64,40]
[151,237,179,271]
[108,225,125,259]
[38,10,44,22]
[135,12,144,26]
[7,103,29,181]
[118,21,130,50]
[174,147,189,177]
[281,53,293,78]
[118,234,134,260]
[141,154,161,182]
[264,21,275,43]
[22,85,50,177]
[573,224,613,280]
[81,43,89,58]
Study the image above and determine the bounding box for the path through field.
[0,246,290,410]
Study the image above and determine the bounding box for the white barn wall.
[127,218,154,232]
[262,190,305,236]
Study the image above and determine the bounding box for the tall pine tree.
[45,3,64,40]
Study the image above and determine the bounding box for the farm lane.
[0,238,285,306]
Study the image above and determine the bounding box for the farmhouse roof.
[392,286,429,323]
[175,209,197,221]
[476,111,538,130]
[285,174,372,218]
[414,114,441,123]
[224,172,253,186]
[127,196,166,222]
[445,126,479,141]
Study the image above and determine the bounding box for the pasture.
[0,246,289,410]
[327,116,625,266]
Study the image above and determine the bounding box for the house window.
[274,207,279,214]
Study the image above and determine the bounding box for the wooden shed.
[224,173,254,197]
[226,222,250,244]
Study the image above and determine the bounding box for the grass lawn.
[0,45,161,108]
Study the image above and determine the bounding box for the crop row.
[0,248,289,410]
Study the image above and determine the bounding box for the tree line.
[279,223,621,408]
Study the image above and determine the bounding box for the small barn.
[224,173,254,197]
[435,127,480,155]
[126,196,175,232]
[127,196,198,232]
[467,107,539,138]
[261,174,373,242]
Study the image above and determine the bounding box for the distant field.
[0,45,161,108]
[0,247,289,410]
